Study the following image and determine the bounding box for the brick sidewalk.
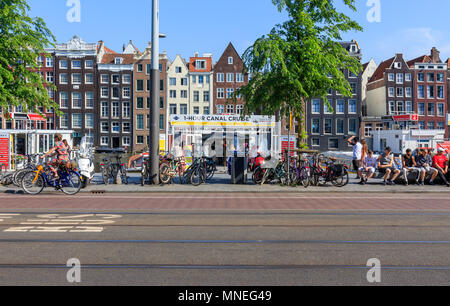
[78,172,450,194]
[3,172,450,194]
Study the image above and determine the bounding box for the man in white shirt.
[348,136,362,179]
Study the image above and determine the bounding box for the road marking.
[1,238,450,244]
[4,227,104,233]
[0,214,20,222]
[3,214,122,233]
[0,195,447,200]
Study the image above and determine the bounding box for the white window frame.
[85,92,94,109]
[59,60,68,69]
[71,73,82,85]
[101,87,109,98]
[71,60,82,69]
[71,92,82,109]
[85,113,94,129]
[45,57,53,68]
[85,60,94,69]
[72,113,82,129]
[101,137,109,146]
[122,74,131,84]
[59,92,68,109]
[85,73,94,84]
[59,73,68,84]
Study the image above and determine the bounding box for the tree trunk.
[297,96,307,147]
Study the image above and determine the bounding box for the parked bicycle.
[289,155,310,188]
[179,157,209,186]
[310,154,349,187]
[12,154,39,187]
[259,156,289,186]
[159,155,185,185]
[101,154,128,185]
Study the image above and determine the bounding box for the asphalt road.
[0,193,450,286]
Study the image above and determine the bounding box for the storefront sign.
[383,114,419,122]
[0,133,10,168]
[170,115,275,128]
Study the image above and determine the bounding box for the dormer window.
[394,62,402,69]
[350,45,357,52]
[115,58,123,64]
[228,57,233,64]
[195,60,206,69]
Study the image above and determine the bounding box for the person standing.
[347,136,363,179]
[432,148,450,187]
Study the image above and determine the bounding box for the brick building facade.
[213,42,249,115]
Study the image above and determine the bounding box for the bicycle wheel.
[160,164,171,185]
[332,169,349,187]
[252,167,264,184]
[289,168,299,186]
[120,167,128,185]
[13,168,30,187]
[60,171,82,195]
[102,167,111,185]
[141,169,147,186]
[206,163,215,180]
[21,171,45,195]
[313,171,328,187]
[190,167,204,186]
[299,168,310,188]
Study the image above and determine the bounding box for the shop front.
[167,115,280,165]
[0,129,73,170]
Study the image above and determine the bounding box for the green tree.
[0,0,56,117]
[238,0,363,147]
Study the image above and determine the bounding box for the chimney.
[194,52,199,57]
[431,47,440,63]
[123,44,126,52]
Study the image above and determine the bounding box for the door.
[112,137,120,148]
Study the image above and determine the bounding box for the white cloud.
[376,27,450,61]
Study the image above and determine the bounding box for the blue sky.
[28,0,450,65]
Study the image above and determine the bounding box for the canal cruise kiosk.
[0,128,73,170]
[167,115,280,163]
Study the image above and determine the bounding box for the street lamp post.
[149,0,161,184]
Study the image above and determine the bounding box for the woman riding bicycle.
[40,134,69,180]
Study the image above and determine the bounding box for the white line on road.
[0,195,446,200]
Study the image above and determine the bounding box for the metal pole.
[149,0,160,184]
[287,110,291,186]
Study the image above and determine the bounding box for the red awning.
[438,142,450,153]
[27,114,46,121]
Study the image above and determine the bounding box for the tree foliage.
[238,0,363,125]
[0,0,56,117]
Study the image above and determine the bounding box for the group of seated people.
[357,147,450,187]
